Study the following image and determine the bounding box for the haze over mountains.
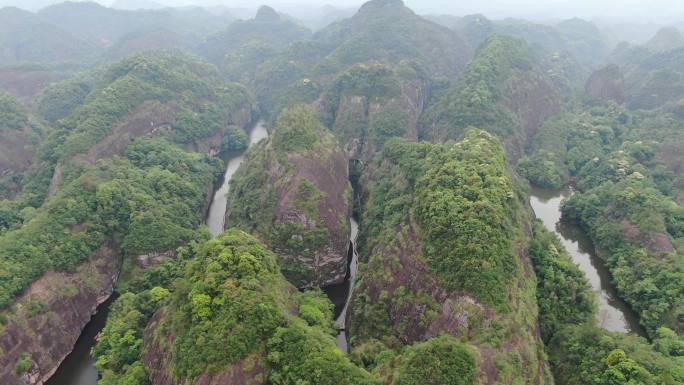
[0,0,682,384]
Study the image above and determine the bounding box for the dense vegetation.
[421,33,561,156]
[227,104,351,286]
[1,1,683,385]
[150,229,378,384]
[562,178,684,334]
[0,91,45,199]
[521,104,684,335]
[529,223,596,342]
[549,326,684,385]
[0,138,221,309]
[349,130,551,384]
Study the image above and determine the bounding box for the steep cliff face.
[0,242,118,385]
[348,131,553,384]
[315,62,428,161]
[585,64,625,105]
[227,105,352,288]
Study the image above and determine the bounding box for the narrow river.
[44,295,117,385]
[322,218,359,353]
[46,122,267,385]
[207,120,269,236]
[530,187,645,335]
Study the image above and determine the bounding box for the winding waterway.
[45,295,117,385]
[46,122,267,385]
[207,120,269,236]
[530,187,645,335]
[330,218,359,353]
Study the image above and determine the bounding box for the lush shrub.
[394,335,477,385]
[529,222,596,341]
[221,127,248,151]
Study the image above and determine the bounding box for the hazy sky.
[123,0,684,23]
[4,0,684,23]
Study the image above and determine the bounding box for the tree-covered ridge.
[349,130,552,384]
[414,132,521,306]
[233,0,470,123]
[422,34,561,158]
[603,28,684,111]
[449,13,610,77]
[0,6,97,66]
[143,228,378,385]
[40,51,250,160]
[1,51,251,219]
[310,0,470,79]
[0,138,222,310]
[318,61,428,161]
[0,91,29,132]
[227,104,352,287]
[199,5,311,70]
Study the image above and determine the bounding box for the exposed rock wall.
[0,242,118,385]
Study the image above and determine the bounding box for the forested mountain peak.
[357,0,406,13]
[646,26,684,52]
[312,0,471,78]
[254,5,280,21]
[199,5,310,67]
[0,5,95,65]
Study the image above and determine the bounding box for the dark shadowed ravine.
[530,187,646,336]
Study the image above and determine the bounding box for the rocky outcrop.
[226,105,352,288]
[0,241,118,385]
[585,64,625,105]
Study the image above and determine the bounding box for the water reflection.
[324,217,359,353]
[45,295,117,385]
[530,187,645,335]
[206,121,269,236]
